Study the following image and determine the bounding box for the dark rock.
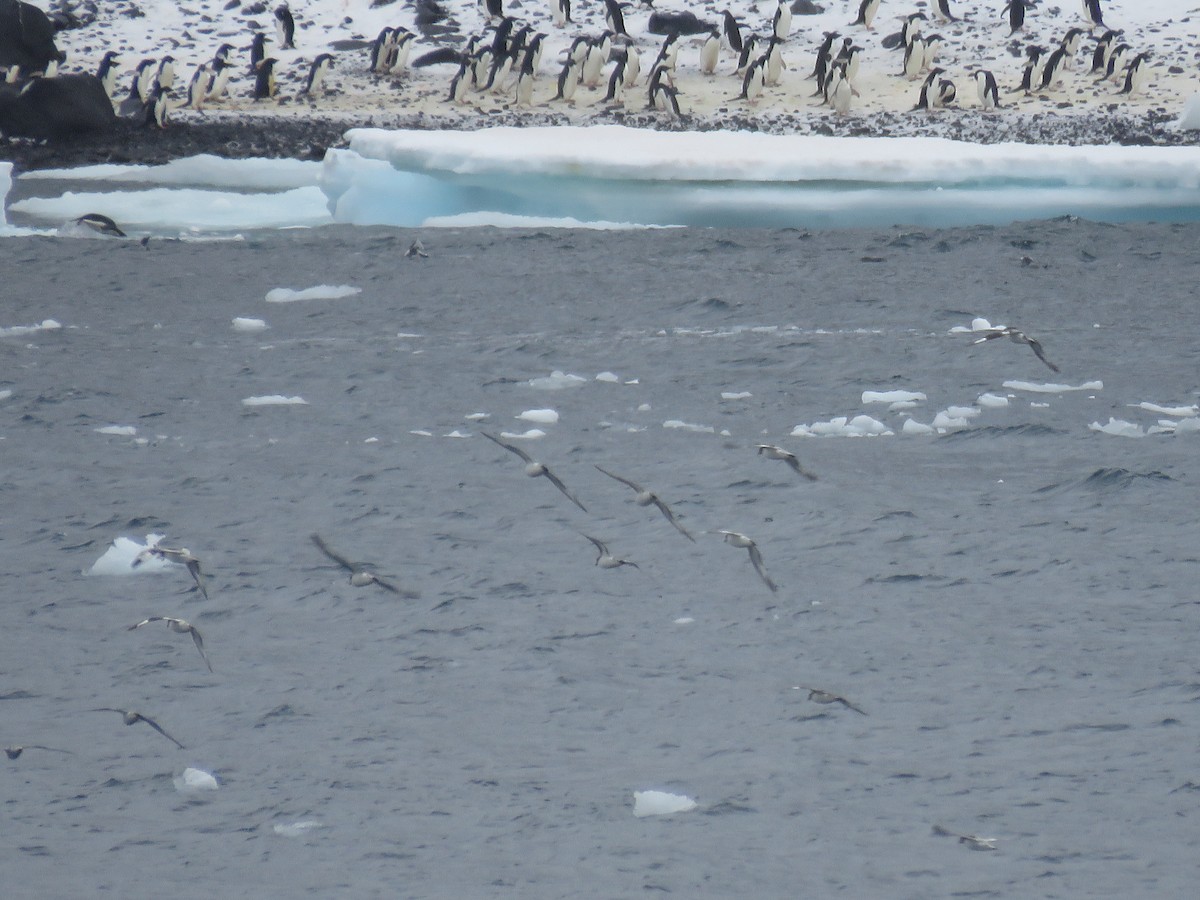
[647,11,712,37]
[0,0,65,71]
[0,73,115,140]
[790,0,823,13]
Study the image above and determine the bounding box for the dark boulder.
[0,74,116,140]
[647,11,713,37]
[0,0,65,72]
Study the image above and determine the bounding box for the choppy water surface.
[2,221,1198,898]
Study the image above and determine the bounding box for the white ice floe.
[663,420,715,434]
[633,790,698,818]
[721,392,752,400]
[791,415,893,437]
[1090,418,1150,438]
[528,371,586,390]
[1004,380,1104,393]
[422,211,650,230]
[950,317,1004,334]
[264,285,361,303]
[498,428,545,440]
[0,389,12,401]
[88,533,171,576]
[242,395,308,406]
[517,409,559,424]
[902,419,936,436]
[173,767,219,794]
[977,393,1010,408]
[0,319,62,338]
[1133,402,1198,417]
[232,317,268,332]
[1178,94,1200,130]
[23,156,321,190]
[595,372,619,383]
[932,410,974,430]
[863,390,926,404]
[464,413,489,421]
[273,821,325,838]
[94,425,136,436]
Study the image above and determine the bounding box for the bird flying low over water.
[972,326,1060,372]
[933,825,998,851]
[132,542,209,600]
[481,431,587,512]
[756,444,818,481]
[127,616,213,672]
[92,708,185,749]
[714,530,778,593]
[581,534,639,569]
[311,534,420,598]
[5,745,73,760]
[796,686,868,715]
[593,465,694,541]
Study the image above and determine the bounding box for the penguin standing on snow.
[515,52,536,106]
[1038,44,1068,90]
[811,31,838,81]
[274,5,296,50]
[97,51,121,98]
[1102,43,1131,83]
[736,56,765,103]
[302,53,333,98]
[208,58,234,101]
[603,54,627,104]
[721,10,744,56]
[604,0,629,37]
[851,0,881,31]
[827,60,858,114]
[156,56,176,92]
[1089,29,1119,75]
[1060,27,1085,69]
[254,57,277,100]
[902,35,926,79]
[135,58,158,102]
[772,0,792,42]
[932,0,957,23]
[250,33,269,75]
[1017,45,1045,93]
[1002,0,1028,36]
[448,60,471,103]
[144,83,170,128]
[551,57,579,102]
[1117,51,1149,95]
[186,63,214,109]
[763,36,785,87]
[1082,0,1105,30]
[973,69,1000,109]
[551,0,572,28]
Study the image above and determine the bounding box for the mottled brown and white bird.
[715,530,778,593]
[127,616,213,672]
[972,326,1060,373]
[92,708,185,749]
[594,465,694,541]
[481,431,587,512]
[132,542,209,600]
[796,686,868,715]
[311,534,420,598]
[756,444,818,481]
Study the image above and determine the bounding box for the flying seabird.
[127,616,213,673]
[756,444,818,481]
[973,326,1060,372]
[481,432,587,512]
[311,534,420,598]
[405,239,429,259]
[5,745,73,760]
[932,825,998,851]
[92,708,185,749]
[715,530,778,593]
[581,534,639,569]
[593,465,694,541]
[797,686,868,715]
[131,542,209,600]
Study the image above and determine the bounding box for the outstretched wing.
[185,559,209,600]
[372,575,420,600]
[838,697,868,715]
[137,713,185,749]
[746,542,778,593]
[127,617,165,631]
[190,627,214,673]
[781,453,818,481]
[541,466,588,512]
[651,496,696,542]
[481,431,533,464]
[1025,336,1060,373]
[971,331,1006,345]
[593,464,643,493]
[311,534,356,573]
[582,533,608,559]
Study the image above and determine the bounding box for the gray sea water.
[2,221,1198,898]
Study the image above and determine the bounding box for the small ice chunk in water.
[264,285,360,303]
[977,393,1009,408]
[464,412,489,421]
[95,425,137,436]
[1135,402,1197,417]
[595,372,619,383]
[232,317,268,332]
[498,428,545,440]
[902,419,935,435]
[174,767,219,793]
[943,406,981,419]
[241,395,308,406]
[633,790,698,818]
[273,820,325,837]
[528,371,586,390]
[89,533,171,576]
[518,409,559,424]
[663,420,715,433]
[0,319,62,337]
[721,392,752,400]
[0,389,12,401]
[862,390,926,404]
[1089,418,1146,438]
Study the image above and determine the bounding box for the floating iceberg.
[633,790,698,818]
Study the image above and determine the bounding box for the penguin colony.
[19,1,1191,130]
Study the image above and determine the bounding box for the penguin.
[827,61,858,114]
[734,34,759,77]
[973,69,1000,109]
[699,28,721,76]
[1060,27,1086,69]
[932,0,958,23]
[253,57,277,100]
[811,31,838,80]
[185,63,214,109]
[604,54,627,104]
[249,33,269,75]
[1082,0,1105,30]
[899,12,926,51]
[97,51,121,99]
[721,10,744,56]
[1017,45,1045,93]
[390,30,415,74]
[1089,30,1119,75]
[582,38,608,88]
[566,35,590,68]
[551,0,572,28]
[851,0,881,31]
[481,0,504,21]
[551,57,579,102]
[647,63,680,115]
[604,0,629,37]
[135,58,157,102]
[1002,0,1027,36]
[302,53,333,98]
[117,68,147,117]
[935,76,957,108]
[921,34,944,72]
[736,56,764,103]
[914,67,944,110]
[214,43,236,67]
[656,32,680,72]
[2,64,20,84]
[144,83,169,128]
[763,36,785,87]
[622,42,640,88]
[902,36,926,80]
[471,46,494,90]
[75,213,126,237]
[447,61,470,104]
[370,27,393,72]
[1038,45,1067,90]
[1117,51,1149,95]
[155,56,176,92]
[492,17,516,57]
[772,0,792,42]
[842,44,863,84]
[1103,43,1131,83]
[515,53,535,106]
[208,58,234,101]
[274,4,296,50]
[485,49,515,94]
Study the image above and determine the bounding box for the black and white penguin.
[902,35,926,79]
[1060,27,1086,69]
[302,53,333,98]
[900,12,926,50]
[480,0,504,21]
[734,34,759,77]
[655,32,680,73]
[827,60,857,114]
[622,42,640,88]
[370,27,393,72]
[1002,0,1027,36]
[935,75,956,108]
[75,213,126,237]
[155,56,176,92]
[96,52,121,98]
[551,0,572,28]
[447,59,470,102]
[249,33,269,75]
[1117,51,1149,95]
[143,83,169,128]
[1017,45,1045,93]
[811,31,838,81]
[214,43,235,67]
[552,57,579,102]
[1103,43,1131,83]
[185,63,214,109]
[1089,29,1119,75]
[253,57,277,100]
[921,34,944,72]
[389,29,415,74]
[932,0,957,23]
[274,5,296,50]
[973,69,1000,109]
[772,0,792,42]
[850,0,881,31]
[914,67,952,110]
[208,58,234,101]
[604,0,629,37]
[485,48,514,94]
[699,28,720,75]
[604,54,627,103]
[1082,0,1105,30]
[763,36,785,87]
[134,58,157,102]
[515,52,535,105]
[721,10,744,56]
[842,44,863,84]
[647,64,681,116]
[736,56,764,103]
[1038,45,1068,90]
[582,35,609,88]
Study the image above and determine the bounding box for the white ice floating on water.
[498,428,545,440]
[527,371,586,390]
[1133,402,1198,417]
[264,285,360,303]
[321,127,1200,229]
[23,156,322,190]
[94,425,137,436]
[273,820,325,838]
[950,317,1005,334]
[89,533,172,576]
[1090,416,1200,438]
[721,391,752,400]
[232,317,268,332]
[1004,380,1104,393]
[863,390,926,404]
[242,395,308,406]
[0,319,62,338]
[791,415,893,437]
[633,790,698,818]
[977,393,1010,408]
[0,389,12,401]
[173,767,219,794]
[595,372,620,383]
[517,409,559,424]
[663,420,715,434]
